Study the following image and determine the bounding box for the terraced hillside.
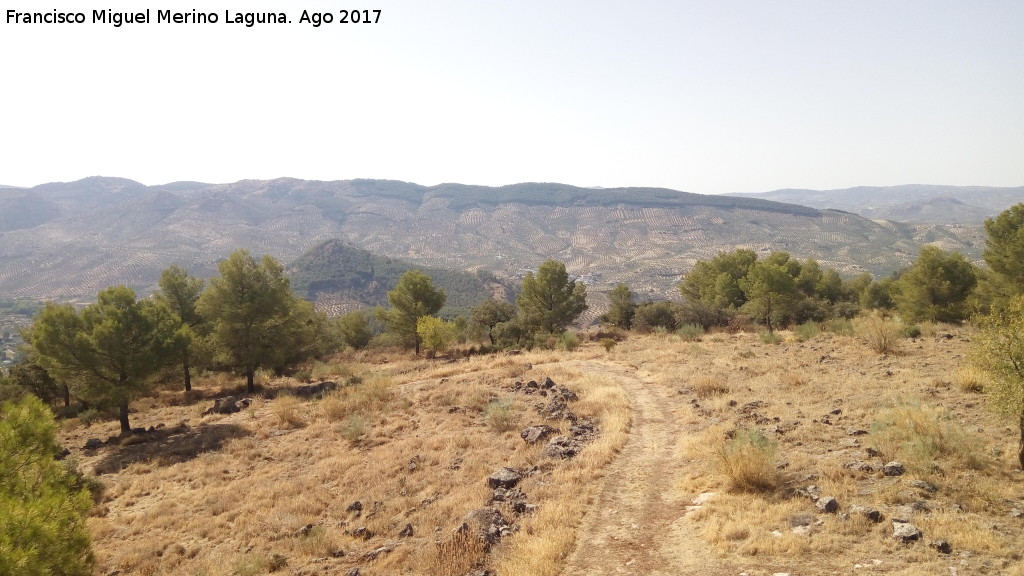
[0,177,989,303]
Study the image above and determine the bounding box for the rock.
[463,507,510,547]
[490,486,526,503]
[849,505,883,523]
[847,427,868,436]
[557,386,578,401]
[930,539,952,554]
[351,526,372,540]
[331,550,346,558]
[209,396,241,415]
[797,485,822,501]
[361,545,393,562]
[84,438,104,450]
[1010,508,1024,518]
[891,505,915,523]
[865,447,882,457]
[542,435,582,459]
[569,420,598,440]
[816,497,840,513]
[295,523,314,537]
[399,523,414,537]
[892,521,922,543]
[267,553,287,572]
[345,569,361,576]
[909,479,938,493]
[512,501,538,515]
[347,501,363,514]
[526,380,539,389]
[520,425,556,444]
[883,461,906,476]
[487,467,522,489]
[541,377,556,389]
[843,460,874,473]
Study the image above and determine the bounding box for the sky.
[2,0,1023,194]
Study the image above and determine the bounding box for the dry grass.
[57,329,1024,576]
[716,427,781,493]
[856,313,903,354]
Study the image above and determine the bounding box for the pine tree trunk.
[62,384,70,408]
[183,357,192,392]
[118,399,131,434]
[246,369,256,393]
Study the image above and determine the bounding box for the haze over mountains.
[0,177,1010,305]
[731,184,1024,224]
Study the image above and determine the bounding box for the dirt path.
[560,360,737,576]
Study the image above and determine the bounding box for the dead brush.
[692,376,730,399]
[270,394,305,428]
[422,528,486,576]
[716,428,781,493]
[953,365,988,393]
[855,313,902,354]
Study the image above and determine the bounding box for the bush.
[271,394,305,428]
[759,331,783,345]
[599,338,617,352]
[871,400,986,472]
[558,331,580,351]
[676,324,704,342]
[792,321,820,342]
[484,399,517,432]
[716,428,781,493]
[823,318,854,336]
[856,313,902,354]
[903,324,922,339]
[0,396,95,575]
[339,413,368,443]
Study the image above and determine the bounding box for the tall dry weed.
[716,428,781,493]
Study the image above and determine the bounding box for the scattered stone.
[490,486,526,504]
[797,485,822,501]
[569,420,598,439]
[542,435,583,459]
[847,427,868,436]
[345,569,361,576]
[295,524,314,537]
[816,497,840,513]
[843,460,874,473]
[399,523,414,537]
[294,381,338,398]
[526,380,539,389]
[351,527,372,540]
[512,501,538,515]
[930,539,952,554]
[557,386,578,401]
[407,455,421,472]
[361,545,393,562]
[909,479,938,493]
[891,505,915,523]
[347,501,363,514]
[541,377,555,389]
[520,425,556,444]
[883,461,906,476]
[84,438,104,450]
[892,521,922,543]
[1010,508,1024,518]
[865,447,882,457]
[849,505,883,523]
[487,467,522,489]
[331,550,346,558]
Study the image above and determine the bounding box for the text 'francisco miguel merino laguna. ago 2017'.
[6,9,297,27]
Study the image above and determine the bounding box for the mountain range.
[0,177,1013,307]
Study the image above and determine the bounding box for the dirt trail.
[560,360,737,576]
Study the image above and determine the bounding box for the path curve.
[560,360,736,576]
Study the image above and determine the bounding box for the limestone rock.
[883,461,906,476]
[892,521,922,543]
[487,467,522,489]
[520,425,555,444]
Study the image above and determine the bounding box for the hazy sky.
[2,0,1022,194]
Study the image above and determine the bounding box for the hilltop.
[0,177,996,303]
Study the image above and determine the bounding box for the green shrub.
[558,331,580,351]
[339,413,368,443]
[78,408,100,427]
[599,338,617,352]
[856,313,902,354]
[676,324,704,342]
[823,318,854,336]
[0,396,95,575]
[792,321,820,342]
[903,324,922,339]
[759,331,783,345]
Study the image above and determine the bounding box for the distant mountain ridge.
[0,177,1000,303]
[729,184,1024,223]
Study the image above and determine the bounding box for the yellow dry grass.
[57,328,1024,576]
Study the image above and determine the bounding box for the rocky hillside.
[287,239,511,315]
[0,177,990,302]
